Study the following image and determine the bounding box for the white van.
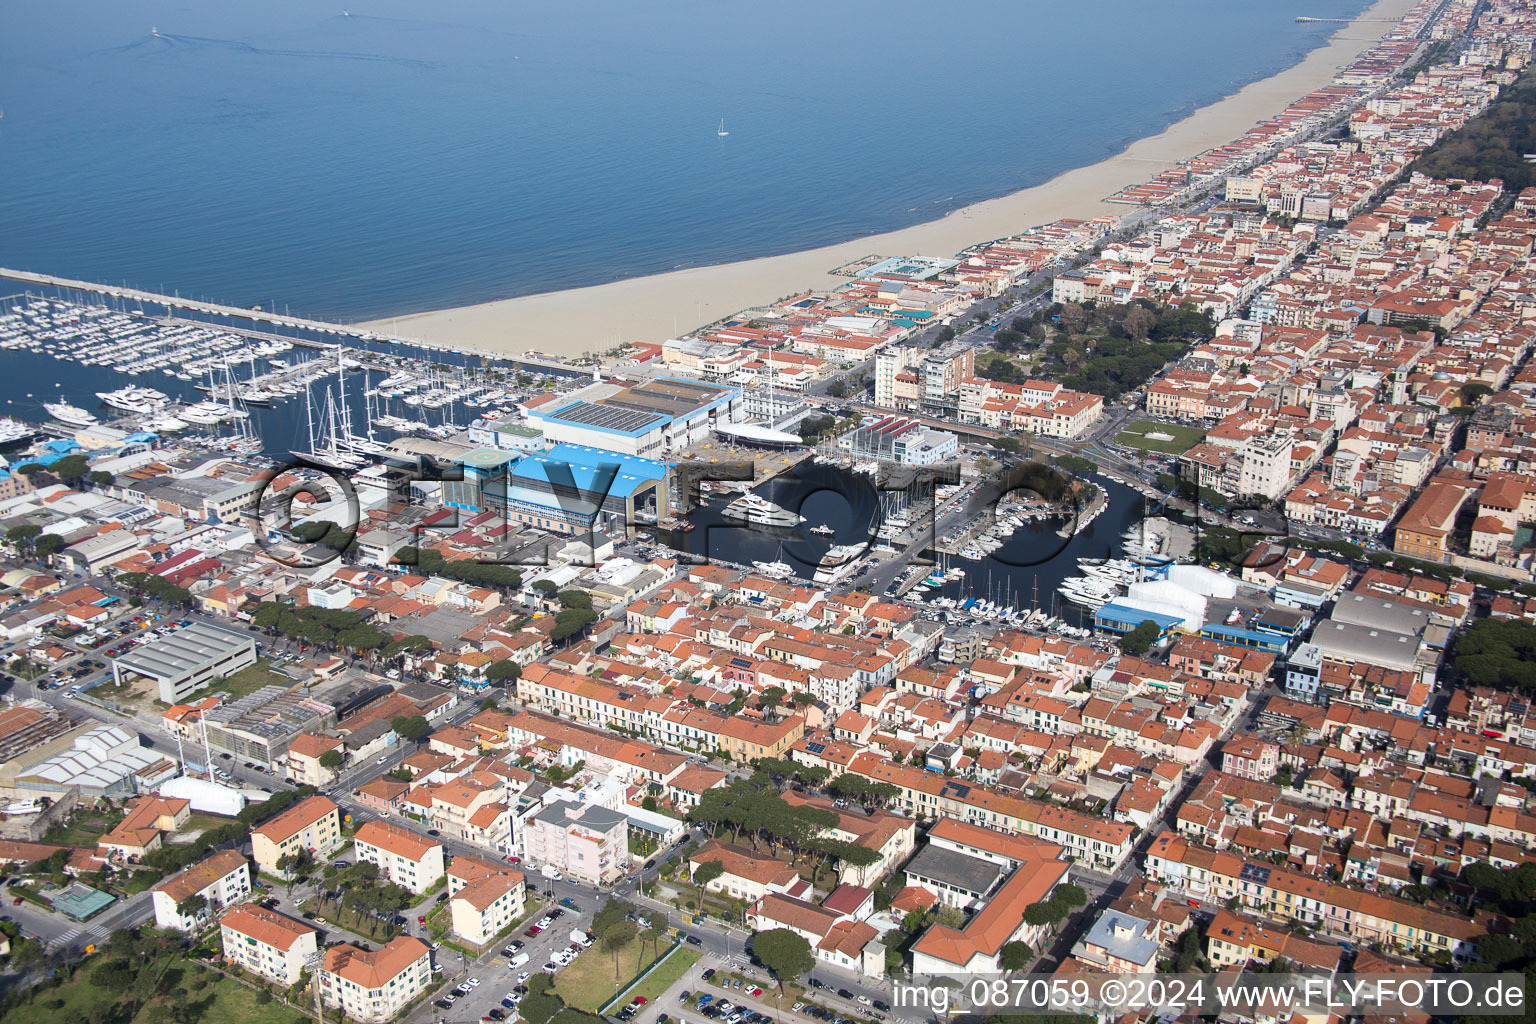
[570,928,593,947]
[507,952,530,969]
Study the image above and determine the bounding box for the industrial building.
[111,621,258,704]
[524,377,741,458]
[11,724,179,798]
[485,443,670,536]
[839,416,959,466]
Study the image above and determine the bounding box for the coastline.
[365,0,1419,360]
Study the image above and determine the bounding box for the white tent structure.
[1124,580,1209,631]
[1165,564,1238,599]
[158,775,247,817]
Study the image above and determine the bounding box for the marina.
[0,291,588,462]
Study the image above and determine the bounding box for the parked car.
[559,896,578,910]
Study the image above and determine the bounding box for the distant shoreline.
[363,0,1420,360]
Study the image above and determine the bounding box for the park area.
[554,931,697,1013]
[2,955,299,1024]
[1114,419,1206,455]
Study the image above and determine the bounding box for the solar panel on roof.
[551,402,665,434]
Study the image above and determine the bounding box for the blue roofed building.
[481,443,669,536]
[442,447,523,513]
[1093,603,1185,637]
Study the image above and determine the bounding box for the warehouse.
[111,622,258,704]
[485,443,669,536]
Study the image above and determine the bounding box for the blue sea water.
[0,0,1370,323]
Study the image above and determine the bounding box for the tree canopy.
[752,928,815,994]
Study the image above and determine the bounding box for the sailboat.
[717,119,729,137]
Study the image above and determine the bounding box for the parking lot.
[428,896,595,1023]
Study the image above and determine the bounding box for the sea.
[0,0,1371,323]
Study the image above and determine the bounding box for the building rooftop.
[112,621,254,682]
[905,843,1006,896]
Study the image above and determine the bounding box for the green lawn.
[624,947,700,1006]
[172,658,292,705]
[555,934,673,1012]
[0,961,297,1024]
[1114,419,1206,455]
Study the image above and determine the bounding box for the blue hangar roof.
[507,444,666,497]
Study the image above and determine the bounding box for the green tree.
[34,534,64,559]
[50,454,90,482]
[486,659,522,683]
[693,858,725,908]
[176,893,208,919]
[318,749,345,770]
[999,941,1033,971]
[759,686,786,713]
[601,919,638,977]
[5,524,40,549]
[933,906,966,930]
[391,715,430,742]
[752,927,815,996]
[1119,619,1161,657]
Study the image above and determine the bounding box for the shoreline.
[364,0,1420,360]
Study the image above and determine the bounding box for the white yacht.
[141,413,189,432]
[0,418,39,446]
[721,493,803,528]
[813,543,863,586]
[44,402,97,426]
[97,385,170,414]
[808,523,836,537]
[751,559,795,580]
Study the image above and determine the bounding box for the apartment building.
[846,753,1136,871]
[319,936,433,1024]
[250,795,343,877]
[353,820,446,894]
[285,732,345,787]
[522,801,627,886]
[1144,831,1481,959]
[220,904,320,985]
[151,848,251,931]
[446,854,526,947]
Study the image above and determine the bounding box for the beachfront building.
[220,904,320,986]
[523,377,742,458]
[482,444,670,537]
[319,937,433,1024]
[839,416,959,467]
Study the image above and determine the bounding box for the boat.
[752,560,795,580]
[141,414,188,432]
[44,401,97,426]
[808,523,836,537]
[813,544,862,586]
[0,418,40,446]
[717,118,729,137]
[721,493,803,528]
[96,385,170,414]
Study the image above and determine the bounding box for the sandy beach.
[366,0,1420,359]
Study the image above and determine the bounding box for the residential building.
[353,820,446,894]
[319,937,433,1024]
[151,849,251,931]
[220,904,320,986]
[521,801,626,886]
[250,795,343,877]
